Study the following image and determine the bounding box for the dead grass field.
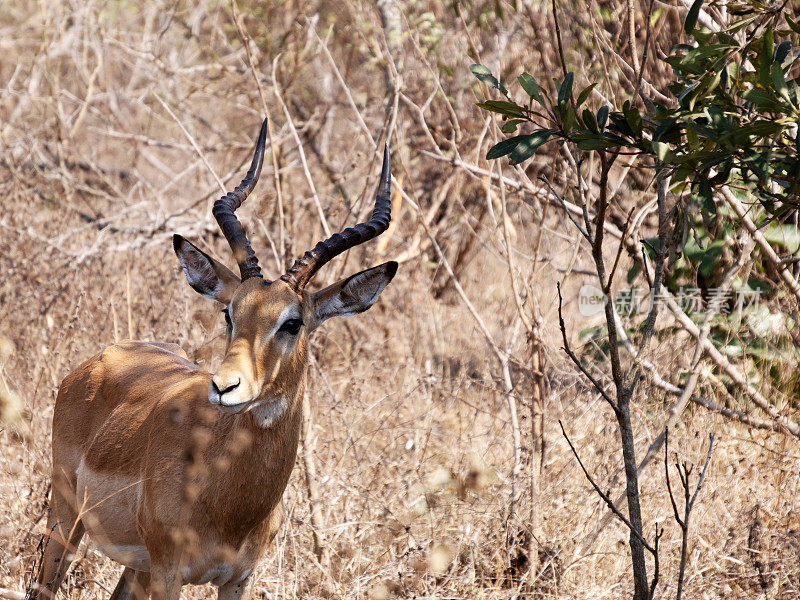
[1,1,799,598]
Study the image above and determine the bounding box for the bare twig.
[153,94,226,195]
[557,283,617,412]
[665,432,715,600]
[301,390,328,566]
[270,55,331,238]
[305,18,374,148]
[540,175,590,241]
[421,150,624,240]
[559,421,656,555]
[722,187,800,306]
[229,2,286,264]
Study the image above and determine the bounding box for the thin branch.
[305,17,375,148]
[557,283,618,412]
[664,432,683,528]
[649,524,663,600]
[551,0,568,78]
[153,94,226,195]
[666,432,715,600]
[559,421,656,555]
[626,0,640,83]
[608,207,635,287]
[540,175,590,241]
[270,55,331,238]
[420,149,625,240]
[229,2,286,264]
[689,434,715,511]
[722,187,800,307]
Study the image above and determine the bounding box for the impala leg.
[29,490,85,599]
[109,568,151,600]
[217,575,253,600]
[148,565,181,600]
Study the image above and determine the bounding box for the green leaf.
[470,64,508,95]
[758,28,773,88]
[574,134,625,150]
[697,178,715,216]
[509,129,556,164]
[742,88,787,113]
[597,106,609,130]
[627,262,642,284]
[576,83,597,108]
[762,223,800,253]
[684,0,703,33]
[652,141,673,162]
[476,100,526,118]
[699,240,726,278]
[786,14,800,35]
[686,125,700,149]
[666,43,737,76]
[729,16,758,35]
[486,136,524,159]
[771,63,790,102]
[518,72,546,105]
[579,324,606,341]
[653,118,678,142]
[501,119,524,133]
[582,109,598,133]
[650,7,663,27]
[608,113,633,136]
[775,40,791,65]
[558,72,574,105]
[624,107,642,137]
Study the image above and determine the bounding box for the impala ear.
[173,235,240,304]
[307,261,397,330]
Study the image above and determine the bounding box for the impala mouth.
[212,399,250,413]
[208,382,253,412]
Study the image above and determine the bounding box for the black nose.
[211,378,240,396]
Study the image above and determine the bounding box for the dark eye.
[278,318,303,335]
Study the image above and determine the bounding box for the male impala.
[29,118,397,600]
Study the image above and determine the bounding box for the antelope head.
[173,119,396,426]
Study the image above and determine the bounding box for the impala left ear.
[307,261,398,330]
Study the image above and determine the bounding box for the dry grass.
[1,1,798,598]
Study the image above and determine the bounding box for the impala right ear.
[173,235,240,304]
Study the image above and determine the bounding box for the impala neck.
[220,381,304,485]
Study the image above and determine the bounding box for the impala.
[29,118,397,600]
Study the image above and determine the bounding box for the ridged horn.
[281,143,392,290]
[211,118,268,280]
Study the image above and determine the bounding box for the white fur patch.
[249,397,288,428]
[268,305,302,338]
[234,569,253,584]
[197,564,234,586]
[96,543,150,570]
[75,459,148,569]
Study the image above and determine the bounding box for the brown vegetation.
[0,0,798,598]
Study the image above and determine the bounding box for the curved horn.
[281,143,392,290]
[211,118,268,281]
